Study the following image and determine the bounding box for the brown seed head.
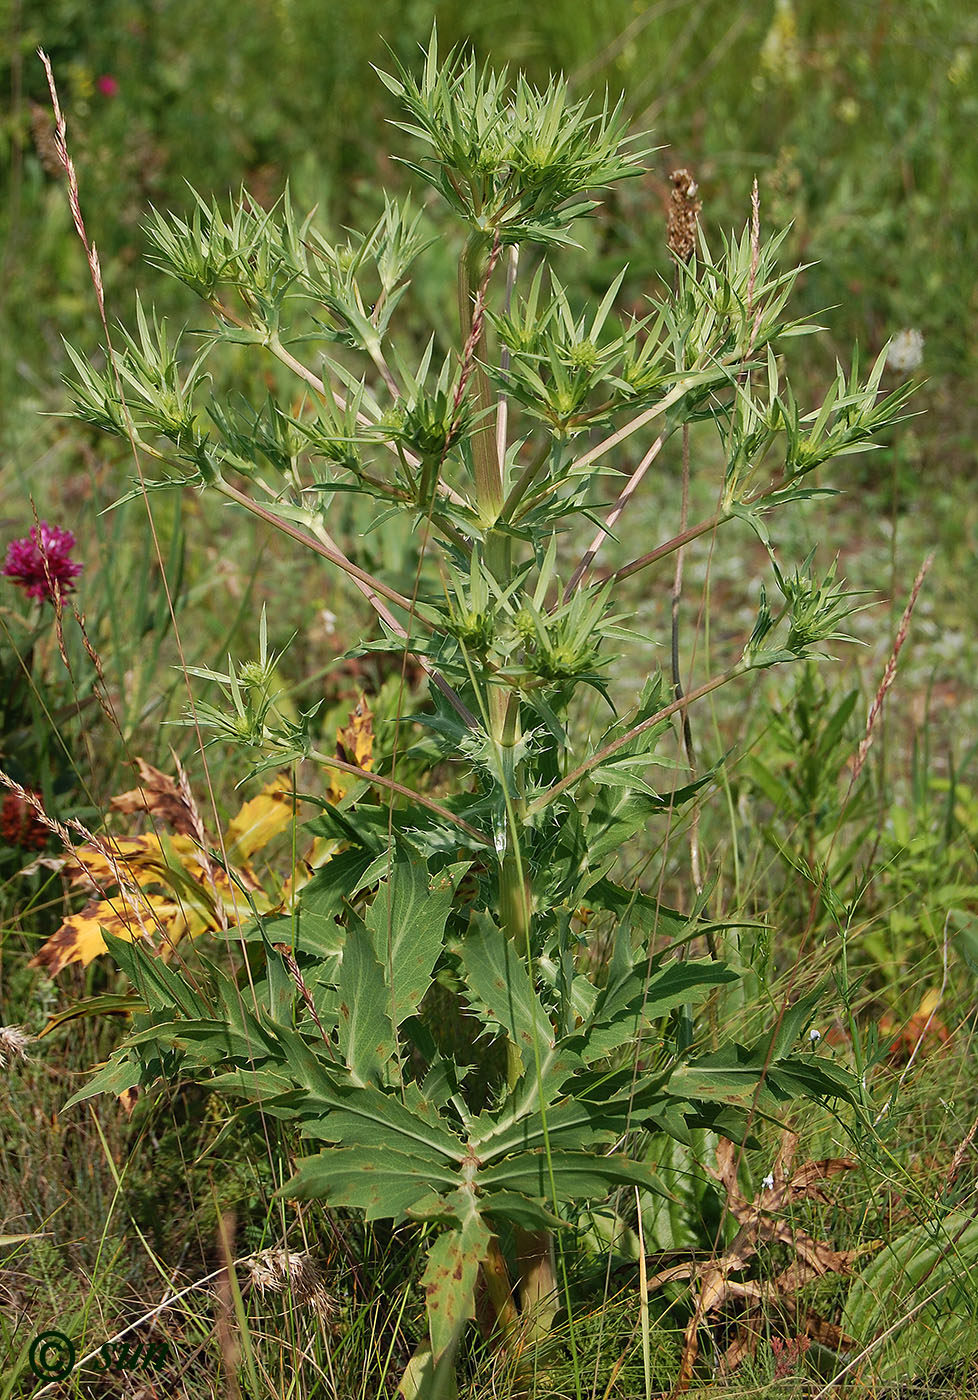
[667,168,702,263]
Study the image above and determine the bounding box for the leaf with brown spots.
[29,891,190,975]
[421,1209,491,1364]
[33,769,295,977]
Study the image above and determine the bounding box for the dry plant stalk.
[646,1131,868,1392]
[852,551,934,781]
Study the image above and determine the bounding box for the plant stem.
[213,477,480,729]
[525,663,742,819]
[492,689,532,960]
[563,429,667,598]
[513,1226,559,1341]
[457,222,555,1356]
[209,297,471,509]
[458,232,502,520]
[610,508,725,584]
[499,440,554,524]
[214,478,420,615]
[307,748,492,847]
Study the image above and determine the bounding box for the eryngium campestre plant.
[56,30,914,1400]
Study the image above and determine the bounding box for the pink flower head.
[96,74,119,97]
[3,522,83,603]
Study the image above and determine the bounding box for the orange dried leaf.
[67,834,200,893]
[109,757,202,838]
[337,693,374,769]
[882,987,950,1062]
[118,1086,139,1117]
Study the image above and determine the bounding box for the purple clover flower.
[2,522,83,603]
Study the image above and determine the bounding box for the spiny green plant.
[51,30,915,1399]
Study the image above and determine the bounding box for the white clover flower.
[0,1025,33,1068]
[886,328,924,374]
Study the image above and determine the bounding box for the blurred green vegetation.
[3,0,977,411]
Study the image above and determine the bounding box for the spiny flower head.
[2,522,83,603]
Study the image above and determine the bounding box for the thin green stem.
[307,748,491,847]
[208,297,471,509]
[215,478,480,729]
[562,378,691,478]
[525,663,743,819]
[611,508,727,584]
[499,439,555,524]
[214,478,423,616]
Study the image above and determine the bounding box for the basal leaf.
[100,928,211,1019]
[279,1145,459,1222]
[62,1050,142,1110]
[842,1212,978,1384]
[336,910,396,1086]
[30,890,193,976]
[473,1094,622,1161]
[479,1149,662,1201]
[298,1082,467,1162]
[479,1191,566,1231]
[365,838,457,1027]
[457,912,555,1069]
[422,1209,491,1364]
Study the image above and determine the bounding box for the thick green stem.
[458,233,502,521]
[492,688,531,962]
[513,1227,559,1341]
[458,229,557,1351]
[480,1234,521,1345]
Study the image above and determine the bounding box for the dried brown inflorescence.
[667,167,702,263]
[243,1247,339,1324]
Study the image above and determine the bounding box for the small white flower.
[762,1173,775,1190]
[886,328,924,374]
[0,1025,33,1068]
[809,1027,821,1043]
